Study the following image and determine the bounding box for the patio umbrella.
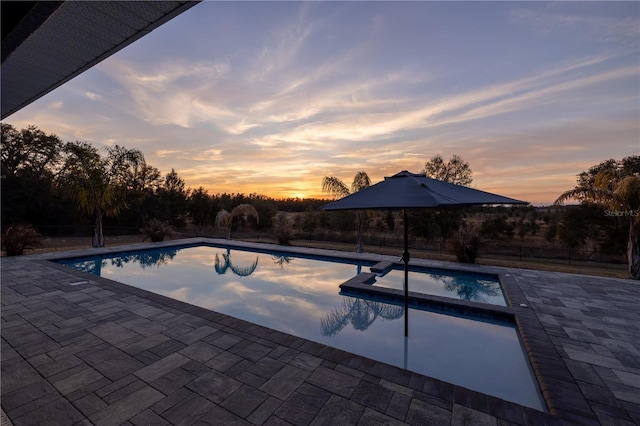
[320,171,527,336]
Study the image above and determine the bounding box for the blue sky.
[6,1,639,204]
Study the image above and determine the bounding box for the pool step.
[340,272,377,286]
[370,261,394,274]
[339,279,515,323]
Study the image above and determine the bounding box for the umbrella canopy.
[320,171,526,210]
[320,170,527,336]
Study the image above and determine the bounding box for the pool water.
[372,267,506,306]
[57,244,544,411]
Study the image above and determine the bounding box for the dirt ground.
[30,234,153,253]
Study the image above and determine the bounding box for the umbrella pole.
[403,209,409,337]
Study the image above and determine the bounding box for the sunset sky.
[5,1,639,205]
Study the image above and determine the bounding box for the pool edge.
[26,237,595,422]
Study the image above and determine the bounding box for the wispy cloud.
[509,6,640,44]
[5,1,638,204]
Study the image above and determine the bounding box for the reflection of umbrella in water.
[214,249,259,277]
[321,171,526,336]
[321,297,404,337]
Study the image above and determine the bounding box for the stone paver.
[2,238,639,425]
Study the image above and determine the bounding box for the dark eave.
[1,1,201,120]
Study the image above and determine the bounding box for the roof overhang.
[1,1,201,120]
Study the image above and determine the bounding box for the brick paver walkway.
[2,239,639,425]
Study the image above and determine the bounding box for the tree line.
[2,123,638,278]
[0,123,325,246]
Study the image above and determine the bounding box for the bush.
[273,214,294,245]
[141,219,174,242]
[2,224,44,256]
[454,224,481,264]
[480,216,514,240]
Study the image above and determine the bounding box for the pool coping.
[5,237,605,424]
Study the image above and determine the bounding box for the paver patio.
[2,238,639,425]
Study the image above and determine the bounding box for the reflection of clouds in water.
[375,269,505,306]
[221,280,258,296]
[163,287,190,302]
[60,244,540,409]
[245,304,271,318]
[251,261,359,295]
[263,294,323,315]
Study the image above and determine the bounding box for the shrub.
[480,216,514,240]
[273,213,294,245]
[454,223,481,264]
[141,219,174,242]
[2,224,44,256]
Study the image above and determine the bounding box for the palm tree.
[322,171,371,252]
[215,203,259,240]
[555,158,640,280]
[58,142,144,247]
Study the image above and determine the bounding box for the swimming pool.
[57,244,545,411]
[370,266,506,306]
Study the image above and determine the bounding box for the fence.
[231,230,627,266]
[30,224,627,266]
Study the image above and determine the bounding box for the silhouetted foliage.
[555,156,639,278]
[480,216,514,240]
[454,223,481,264]
[273,213,294,245]
[141,219,174,242]
[322,171,371,252]
[1,124,71,230]
[157,169,190,227]
[2,224,44,256]
[189,187,214,228]
[422,154,473,186]
[58,142,145,247]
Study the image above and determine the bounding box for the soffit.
[1,1,200,120]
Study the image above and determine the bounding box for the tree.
[422,154,473,186]
[322,171,371,252]
[111,160,162,229]
[420,155,473,240]
[215,204,259,240]
[57,142,144,247]
[188,187,213,228]
[555,156,640,279]
[302,209,319,240]
[156,169,189,226]
[555,205,602,249]
[384,211,395,232]
[480,216,515,240]
[1,123,63,179]
[246,194,277,231]
[1,124,67,229]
